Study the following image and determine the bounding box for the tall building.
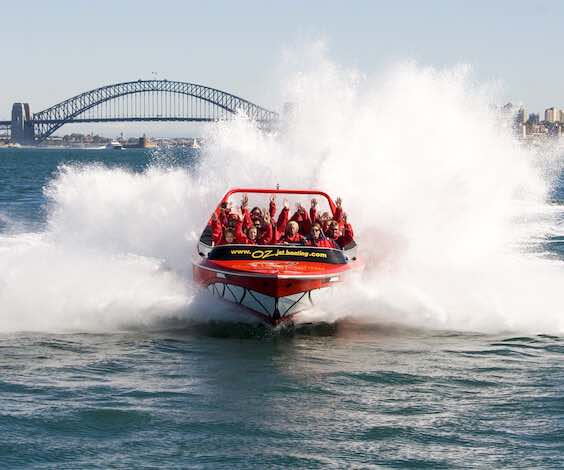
[545,107,560,123]
[517,107,527,124]
[528,113,540,124]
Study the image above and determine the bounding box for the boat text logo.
[229,248,328,259]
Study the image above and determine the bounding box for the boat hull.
[193,245,362,327]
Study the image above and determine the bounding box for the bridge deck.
[31,117,274,124]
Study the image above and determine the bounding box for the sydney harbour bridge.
[0,80,279,144]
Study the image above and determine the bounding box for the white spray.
[0,45,563,333]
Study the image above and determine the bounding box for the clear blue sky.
[1,0,561,133]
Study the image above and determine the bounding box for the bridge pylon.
[11,103,35,144]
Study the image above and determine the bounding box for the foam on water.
[0,45,563,333]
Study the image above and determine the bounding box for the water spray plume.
[0,46,563,333]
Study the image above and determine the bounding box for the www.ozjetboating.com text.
[229,248,328,259]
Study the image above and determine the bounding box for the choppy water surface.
[2,326,564,468]
[1,137,563,469]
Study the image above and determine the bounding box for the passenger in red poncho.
[327,215,354,249]
[308,198,320,230]
[310,198,339,232]
[241,194,277,232]
[304,223,338,249]
[222,229,236,244]
[256,212,275,244]
[211,213,236,246]
[210,212,223,245]
[234,214,273,245]
[210,211,238,245]
[235,222,259,244]
[290,203,312,236]
[281,221,305,245]
[271,199,290,243]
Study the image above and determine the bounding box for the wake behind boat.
[193,188,363,327]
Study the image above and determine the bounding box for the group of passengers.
[210,194,354,250]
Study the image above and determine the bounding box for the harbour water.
[1,145,563,468]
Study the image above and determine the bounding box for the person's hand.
[336,197,342,208]
[311,198,318,208]
[296,202,305,213]
[211,212,217,222]
[342,212,348,224]
[270,194,276,203]
[283,199,289,209]
[241,193,249,208]
[263,211,271,224]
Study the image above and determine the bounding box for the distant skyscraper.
[517,107,527,124]
[545,107,560,123]
[528,113,540,124]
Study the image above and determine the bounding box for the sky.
[1,0,562,136]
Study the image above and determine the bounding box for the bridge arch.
[31,80,279,142]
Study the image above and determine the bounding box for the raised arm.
[339,212,354,248]
[269,195,276,218]
[276,199,290,233]
[310,198,318,224]
[298,203,312,234]
[234,218,248,244]
[240,194,253,230]
[334,197,344,223]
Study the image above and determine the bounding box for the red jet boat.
[193,188,363,327]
